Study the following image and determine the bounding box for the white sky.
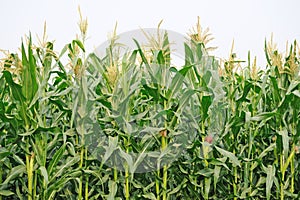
[1,0,300,67]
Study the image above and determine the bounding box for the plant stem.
[161,135,167,200]
[125,168,130,200]
[85,148,89,200]
[124,136,130,200]
[247,126,256,196]
[280,153,284,200]
[153,102,160,200]
[114,167,118,182]
[279,125,284,200]
[202,121,209,200]
[229,77,237,200]
[156,168,160,200]
[33,170,37,200]
[85,175,89,200]
[273,137,279,199]
[233,149,237,200]
[26,153,34,200]
[78,145,84,200]
[290,124,296,194]
[290,144,295,194]
[249,162,253,194]
[161,98,168,200]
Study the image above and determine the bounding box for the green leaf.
[270,76,281,103]
[184,43,194,65]
[237,81,252,102]
[72,39,85,52]
[168,178,188,195]
[2,165,26,185]
[83,169,102,181]
[195,168,214,177]
[166,66,192,99]
[214,166,221,193]
[0,147,11,161]
[141,78,160,101]
[2,72,25,102]
[277,128,289,159]
[286,80,300,95]
[44,42,54,69]
[119,149,133,172]
[178,64,192,76]
[21,35,38,103]
[210,157,230,170]
[107,180,117,200]
[175,89,196,113]
[162,31,171,65]
[133,39,150,69]
[157,50,165,65]
[266,165,275,200]
[102,136,118,164]
[39,166,49,185]
[47,145,65,176]
[195,42,203,61]
[215,146,240,167]
[31,137,45,166]
[2,71,28,125]
[47,175,74,199]
[142,193,156,200]
[49,156,80,183]
[201,95,212,120]
[264,39,272,66]
[258,143,276,160]
[0,190,14,196]
[131,145,148,173]
[292,90,300,98]
[250,110,277,122]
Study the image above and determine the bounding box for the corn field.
[0,17,300,200]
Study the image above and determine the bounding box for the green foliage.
[0,21,300,200]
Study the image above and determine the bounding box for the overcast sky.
[1,0,300,67]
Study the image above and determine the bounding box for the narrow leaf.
[215,146,240,167]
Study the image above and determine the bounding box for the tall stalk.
[227,66,238,200]
[78,133,84,200]
[113,167,118,182]
[155,103,161,200]
[155,170,160,200]
[125,136,130,200]
[202,120,210,200]
[26,152,34,200]
[161,132,168,200]
[85,148,89,200]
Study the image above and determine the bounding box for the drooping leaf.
[2,165,26,185]
[215,146,240,167]
[265,165,275,200]
[107,180,118,200]
[0,190,14,196]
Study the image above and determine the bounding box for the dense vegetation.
[0,17,300,199]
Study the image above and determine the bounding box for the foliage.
[0,18,300,200]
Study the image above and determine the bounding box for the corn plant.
[0,16,300,200]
